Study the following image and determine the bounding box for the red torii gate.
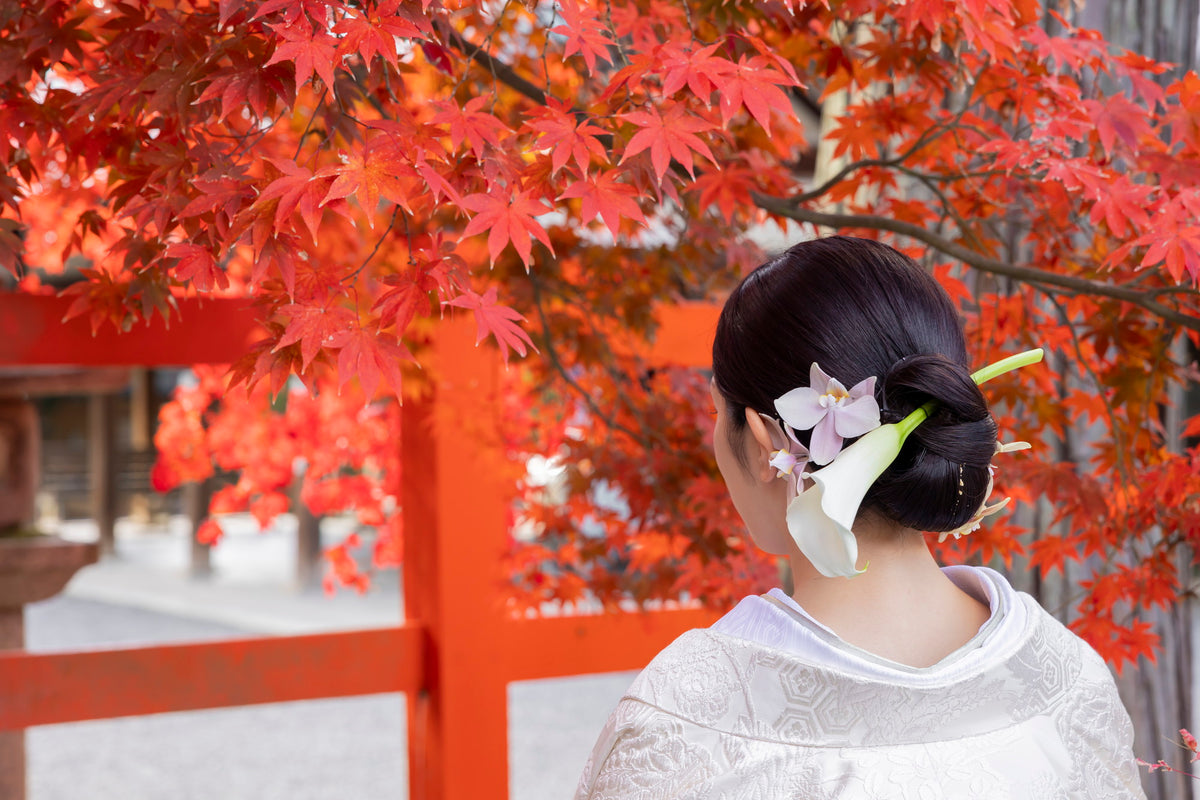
[0,293,721,798]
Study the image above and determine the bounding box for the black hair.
[711,236,996,533]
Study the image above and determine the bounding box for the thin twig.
[293,87,329,161]
[1040,290,1133,490]
[529,272,659,450]
[342,206,400,284]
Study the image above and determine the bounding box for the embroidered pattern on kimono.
[575,594,1145,800]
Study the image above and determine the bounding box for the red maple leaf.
[622,103,716,182]
[179,170,251,225]
[692,164,757,223]
[713,54,797,135]
[254,234,302,298]
[323,533,370,595]
[218,0,247,28]
[166,242,229,292]
[1084,96,1153,157]
[420,41,454,74]
[328,327,412,400]
[210,485,249,515]
[196,518,224,546]
[274,302,357,370]
[1087,177,1152,238]
[432,96,510,159]
[373,243,463,332]
[149,458,181,493]
[559,169,646,238]
[413,155,463,206]
[61,268,134,334]
[197,55,295,119]
[1028,533,1084,574]
[552,0,616,74]
[250,491,290,529]
[932,263,973,308]
[332,2,427,69]
[446,286,537,364]
[252,158,327,242]
[1114,50,1170,109]
[526,99,609,175]
[249,0,331,25]
[1140,228,1200,283]
[460,190,555,268]
[264,19,339,92]
[660,42,728,101]
[373,514,404,568]
[317,139,417,224]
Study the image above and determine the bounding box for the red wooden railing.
[0,295,721,798]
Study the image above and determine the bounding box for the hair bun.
[865,354,997,532]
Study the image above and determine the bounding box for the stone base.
[0,534,98,800]
[0,535,99,611]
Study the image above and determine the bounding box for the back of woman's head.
[711,236,996,533]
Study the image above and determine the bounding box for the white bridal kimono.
[574,567,1146,800]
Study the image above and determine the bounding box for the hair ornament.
[774,363,881,465]
[771,349,1044,579]
[936,440,1031,543]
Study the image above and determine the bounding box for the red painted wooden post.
[400,305,723,798]
[402,317,511,800]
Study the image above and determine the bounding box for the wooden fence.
[0,294,721,798]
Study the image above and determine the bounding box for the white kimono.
[575,567,1146,800]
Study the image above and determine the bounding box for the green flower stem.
[896,400,938,441]
[894,349,1043,444]
[970,348,1044,386]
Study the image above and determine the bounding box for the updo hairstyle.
[711,236,997,534]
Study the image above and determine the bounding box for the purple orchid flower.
[773,363,881,466]
[757,413,809,498]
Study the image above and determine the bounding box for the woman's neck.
[787,528,992,668]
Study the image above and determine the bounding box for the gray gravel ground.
[24,596,633,800]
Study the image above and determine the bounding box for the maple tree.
[3,0,1200,700]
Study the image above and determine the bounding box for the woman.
[574,237,1146,799]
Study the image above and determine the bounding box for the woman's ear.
[743,408,778,483]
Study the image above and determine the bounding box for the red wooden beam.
[0,294,262,367]
[501,608,719,682]
[644,303,721,368]
[0,626,422,730]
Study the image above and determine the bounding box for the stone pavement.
[23,514,634,800]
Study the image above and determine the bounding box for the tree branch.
[439,23,548,106]
[751,193,1200,333]
[435,19,1200,334]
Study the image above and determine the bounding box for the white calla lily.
[783,348,1044,579]
[785,407,925,577]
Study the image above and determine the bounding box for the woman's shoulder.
[621,627,739,708]
[1011,591,1124,694]
[620,594,789,699]
[622,588,1117,742]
